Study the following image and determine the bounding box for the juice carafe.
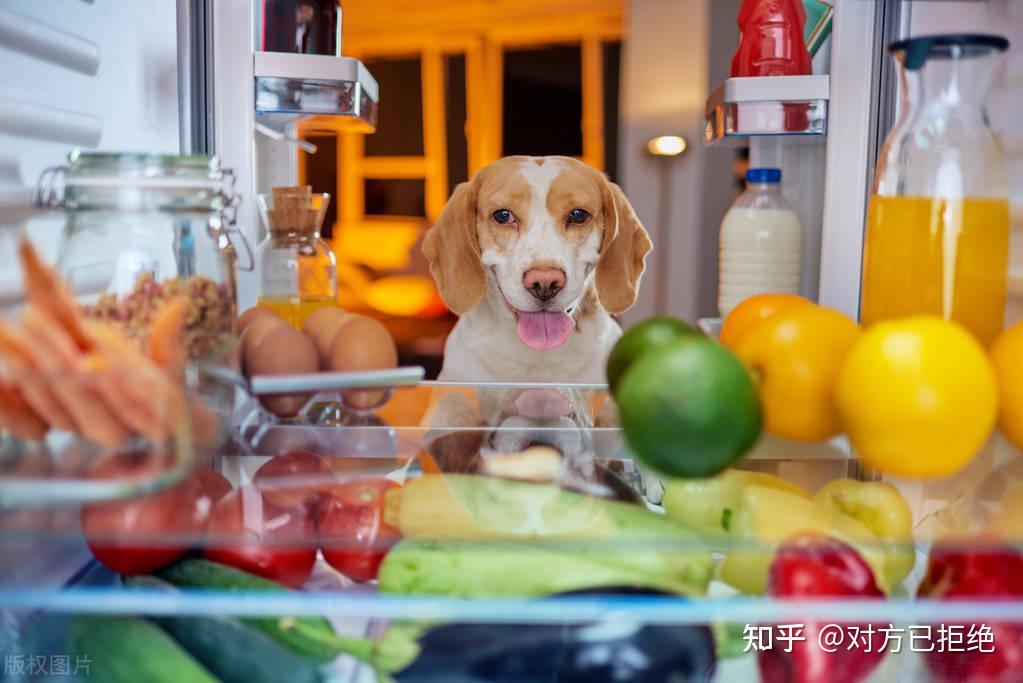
[861,34,1011,346]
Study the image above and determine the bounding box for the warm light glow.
[647,135,687,157]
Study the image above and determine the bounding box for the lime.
[617,337,761,478]
[607,316,699,393]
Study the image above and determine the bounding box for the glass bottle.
[860,34,1011,346]
[255,191,338,329]
[718,168,803,317]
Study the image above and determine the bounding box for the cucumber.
[124,575,324,683]
[159,559,339,663]
[66,615,216,683]
[158,559,420,674]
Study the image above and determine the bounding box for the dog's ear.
[595,180,652,315]
[422,180,487,315]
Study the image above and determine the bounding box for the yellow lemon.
[734,304,859,442]
[836,316,997,478]
[990,320,1023,452]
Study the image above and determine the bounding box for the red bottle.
[731,0,812,77]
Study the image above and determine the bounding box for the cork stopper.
[266,186,328,237]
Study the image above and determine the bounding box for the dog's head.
[422,156,651,350]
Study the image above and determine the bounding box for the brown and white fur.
[422,155,652,383]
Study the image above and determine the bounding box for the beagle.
[423,156,652,383]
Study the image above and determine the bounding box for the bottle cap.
[746,168,782,184]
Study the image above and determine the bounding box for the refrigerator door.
[0,0,185,300]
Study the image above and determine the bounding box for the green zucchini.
[160,559,419,673]
[66,615,216,683]
[124,575,325,683]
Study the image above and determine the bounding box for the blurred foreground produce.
[398,588,715,683]
[81,453,210,575]
[991,320,1023,452]
[734,304,859,442]
[67,614,217,683]
[719,293,812,349]
[605,316,699,393]
[662,469,810,537]
[813,479,915,587]
[758,534,887,683]
[609,321,761,478]
[918,544,1023,682]
[320,477,401,582]
[124,575,325,683]
[718,485,889,594]
[204,485,317,588]
[836,316,997,478]
[0,239,191,445]
[161,559,420,672]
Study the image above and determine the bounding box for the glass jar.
[861,34,1011,347]
[255,191,338,329]
[36,151,248,359]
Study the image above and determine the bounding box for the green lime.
[617,337,761,478]
[607,316,700,394]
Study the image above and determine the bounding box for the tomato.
[253,450,335,511]
[193,466,233,506]
[318,478,400,582]
[81,452,208,575]
[204,485,317,588]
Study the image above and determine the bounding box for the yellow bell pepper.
[662,469,811,537]
[813,479,916,587]
[718,484,889,594]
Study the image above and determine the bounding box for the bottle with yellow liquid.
[861,34,1010,347]
[255,189,339,329]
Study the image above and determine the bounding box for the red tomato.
[193,466,233,506]
[204,485,317,588]
[253,450,335,511]
[81,452,208,575]
[318,478,400,582]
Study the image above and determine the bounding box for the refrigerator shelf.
[254,52,378,133]
[704,75,830,146]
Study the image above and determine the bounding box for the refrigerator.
[0,1,1021,682]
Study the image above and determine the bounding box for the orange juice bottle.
[860,196,1009,347]
[862,34,1010,345]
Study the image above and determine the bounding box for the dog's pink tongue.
[516,311,575,350]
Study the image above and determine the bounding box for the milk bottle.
[718,168,803,317]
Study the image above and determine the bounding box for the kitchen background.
[0,0,1020,378]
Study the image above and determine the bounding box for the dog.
[422,155,652,383]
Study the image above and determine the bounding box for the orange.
[720,293,813,349]
[734,305,859,442]
[987,320,1023,451]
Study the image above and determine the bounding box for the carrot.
[17,238,92,352]
[146,297,187,371]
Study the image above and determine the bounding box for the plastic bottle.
[718,168,803,317]
[731,0,812,77]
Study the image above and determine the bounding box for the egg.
[239,314,289,375]
[237,305,282,336]
[301,306,356,367]
[327,315,398,410]
[244,325,319,417]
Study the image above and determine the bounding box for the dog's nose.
[523,268,566,302]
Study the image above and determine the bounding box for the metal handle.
[31,165,67,209]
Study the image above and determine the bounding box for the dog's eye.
[567,208,591,225]
[492,209,515,225]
